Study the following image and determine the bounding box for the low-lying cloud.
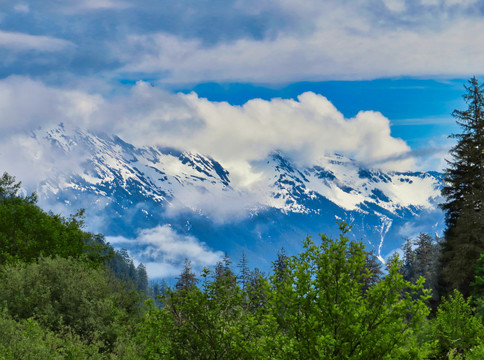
[0,76,423,191]
[107,225,224,278]
[0,77,422,192]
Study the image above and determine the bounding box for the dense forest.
[0,78,484,359]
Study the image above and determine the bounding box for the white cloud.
[107,225,224,278]
[60,0,132,12]
[115,7,484,83]
[383,0,406,12]
[0,77,421,191]
[164,184,265,223]
[0,31,73,52]
[88,81,415,171]
[0,76,102,138]
[444,0,478,6]
[13,4,30,13]
[147,90,413,172]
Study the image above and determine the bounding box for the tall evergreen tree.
[440,76,484,297]
[136,263,149,293]
[175,259,197,291]
[237,252,250,292]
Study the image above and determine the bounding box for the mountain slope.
[31,126,443,277]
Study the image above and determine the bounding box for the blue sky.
[1,0,483,177]
[2,0,483,277]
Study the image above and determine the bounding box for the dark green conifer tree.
[175,259,197,291]
[237,251,250,292]
[440,77,484,297]
[136,263,149,293]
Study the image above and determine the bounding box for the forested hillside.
[0,78,483,359]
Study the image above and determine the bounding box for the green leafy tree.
[0,256,141,351]
[162,265,259,359]
[118,300,173,360]
[440,77,484,296]
[471,253,484,319]
[265,223,431,359]
[0,309,106,360]
[0,173,110,265]
[0,172,22,200]
[430,290,484,359]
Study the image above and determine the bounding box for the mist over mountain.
[26,125,444,278]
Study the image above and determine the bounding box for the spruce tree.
[175,259,197,291]
[136,263,149,293]
[439,77,484,297]
[237,252,250,291]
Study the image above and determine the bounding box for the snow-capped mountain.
[30,126,444,276]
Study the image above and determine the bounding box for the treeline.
[127,227,483,360]
[0,170,482,358]
[0,172,150,358]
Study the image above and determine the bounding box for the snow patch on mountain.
[14,125,445,277]
[255,152,441,216]
[32,126,442,222]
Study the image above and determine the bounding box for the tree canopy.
[440,77,484,296]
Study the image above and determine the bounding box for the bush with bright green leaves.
[134,223,434,360]
[430,289,484,359]
[0,256,141,352]
[0,308,106,360]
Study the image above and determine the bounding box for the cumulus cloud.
[0,77,421,191]
[0,76,103,138]
[180,92,413,170]
[107,225,224,278]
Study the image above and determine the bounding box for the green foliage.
[0,172,481,359]
[430,290,484,359]
[136,263,149,293]
[471,253,484,319]
[132,300,174,359]
[0,174,111,266]
[237,251,250,291]
[162,262,261,359]
[131,223,436,360]
[0,256,141,351]
[0,308,106,359]
[402,233,441,307]
[465,344,484,360]
[0,172,22,200]
[440,77,484,297]
[265,223,431,359]
[175,258,198,291]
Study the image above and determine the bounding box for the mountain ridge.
[27,125,444,277]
